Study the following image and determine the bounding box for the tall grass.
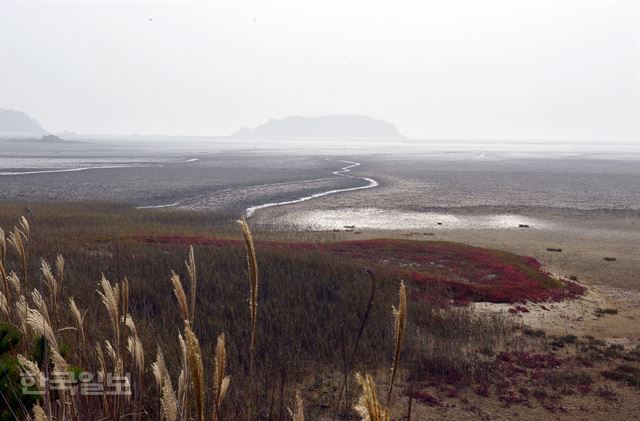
[237,218,259,421]
[0,204,514,419]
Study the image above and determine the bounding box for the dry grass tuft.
[289,390,305,421]
[153,347,179,421]
[32,403,46,421]
[161,378,178,421]
[237,218,258,342]
[184,324,205,421]
[177,332,188,410]
[40,259,59,315]
[354,373,389,421]
[97,274,121,347]
[69,296,85,343]
[170,271,190,324]
[186,245,197,322]
[26,307,58,352]
[55,254,65,283]
[7,270,20,296]
[8,226,28,284]
[17,354,45,391]
[237,217,259,421]
[0,226,5,263]
[0,290,7,317]
[18,216,30,239]
[126,316,145,374]
[213,333,230,421]
[95,342,107,379]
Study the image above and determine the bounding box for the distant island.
[233,114,404,139]
[0,109,48,138]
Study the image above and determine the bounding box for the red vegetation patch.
[322,240,585,304]
[129,236,584,305]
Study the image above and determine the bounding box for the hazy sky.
[1,0,638,141]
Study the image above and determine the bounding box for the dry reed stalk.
[387,281,406,406]
[69,297,85,343]
[0,290,7,317]
[17,354,46,390]
[8,226,28,285]
[26,306,58,352]
[104,339,123,377]
[95,342,107,379]
[151,347,167,391]
[95,342,110,416]
[186,245,197,322]
[51,347,69,373]
[0,226,5,263]
[0,261,8,312]
[30,289,50,324]
[97,275,121,349]
[8,270,20,296]
[354,373,389,421]
[177,333,188,412]
[161,379,178,421]
[40,259,59,316]
[177,369,186,416]
[15,294,28,340]
[55,254,65,284]
[237,219,258,334]
[32,403,46,421]
[0,229,6,317]
[332,267,378,420]
[289,391,305,421]
[121,277,129,321]
[184,325,205,421]
[18,216,30,239]
[152,346,179,421]
[125,313,137,337]
[126,315,145,375]
[125,312,144,416]
[237,217,258,421]
[98,275,125,420]
[212,333,230,421]
[171,271,190,323]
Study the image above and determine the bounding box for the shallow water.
[268,207,554,231]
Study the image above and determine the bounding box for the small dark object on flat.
[603,257,617,262]
[437,222,442,225]
[546,248,562,252]
[519,224,530,228]
[354,231,361,234]
[423,232,434,236]
[344,225,355,229]
[595,307,618,317]
[569,275,578,281]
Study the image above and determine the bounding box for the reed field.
[0,202,638,420]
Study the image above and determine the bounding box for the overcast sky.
[0,0,638,142]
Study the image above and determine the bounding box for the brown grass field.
[0,202,638,420]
